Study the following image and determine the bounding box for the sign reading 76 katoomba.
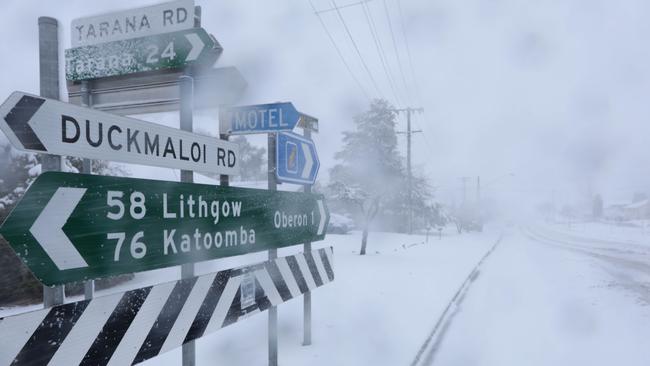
[0,172,329,286]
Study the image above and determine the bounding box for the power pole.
[460,177,470,205]
[395,107,423,234]
[476,176,481,203]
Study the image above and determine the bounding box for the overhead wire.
[361,0,403,107]
[330,0,385,99]
[396,0,423,106]
[382,0,412,104]
[308,0,372,101]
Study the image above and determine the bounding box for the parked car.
[327,213,355,234]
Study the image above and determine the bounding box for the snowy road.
[428,226,650,366]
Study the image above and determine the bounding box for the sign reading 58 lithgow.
[0,91,239,175]
[0,172,330,286]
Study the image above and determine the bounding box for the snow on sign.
[66,28,222,81]
[0,172,330,286]
[276,132,320,185]
[71,0,195,47]
[219,102,302,135]
[0,91,239,175]
[0,248,334,366]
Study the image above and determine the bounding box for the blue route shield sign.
[276,132,320,185]
[220,102,301,135]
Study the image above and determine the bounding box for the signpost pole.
[183,8,200,364]
[80,79,95,300]
[180,74,196,366]
[268,133,278,366]
[38,16,64,308]
[303,128,312,346]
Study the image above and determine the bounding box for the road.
[421,225,650,366]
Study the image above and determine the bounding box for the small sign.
[0,172,330,285]
[276,132,320,185]
[0,91,239,175]
[71,0,195,47]
[66,28,221,81]
[240,273,256,309]
[219,102,301,135]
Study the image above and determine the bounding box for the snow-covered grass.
[138,227,500,365]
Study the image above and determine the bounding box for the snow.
[137,228,500,365]
[432,227,650,366]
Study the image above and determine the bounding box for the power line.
[315,0,373,14]
[361,0,403,107]
[330,0,385,99]
[382,0,412,104]
[396,0,422,105]
[309,0,371,100]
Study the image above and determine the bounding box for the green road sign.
[0,172,329,286]
[65,28,222,81]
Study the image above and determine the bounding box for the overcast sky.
[2,0,650,210]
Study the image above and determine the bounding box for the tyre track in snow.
[410,232,505,366]
[523,226,650,304]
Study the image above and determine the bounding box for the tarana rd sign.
[276,132,320,185]
[0,91,239,175]
[71,0,195,47]
[66,28,221,81]
[219,102,301,135]
[0,172,330,286]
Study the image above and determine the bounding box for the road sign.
[0,91,239,175]
[0,248,334,366]
[67,66,248,115]
[219,102,302,135]
[71,0,195,47]
[276,132,320,185]
[66,28,221,81]
[0,172,330,285]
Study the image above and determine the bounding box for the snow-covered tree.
[328,99,404,254]
[230,136,266,182]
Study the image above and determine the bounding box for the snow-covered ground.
[131,227,500,365]
[430,226,650,366]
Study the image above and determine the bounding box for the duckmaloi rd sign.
[0,172,329,286]
[0,91,239,175]
[71,0,195,47]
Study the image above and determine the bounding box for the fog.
[1,0,648,217]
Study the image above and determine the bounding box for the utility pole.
[460,177,470,205]
[476,176,481,203]
[395,107,423,234]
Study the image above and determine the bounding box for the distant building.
[622,199,650,220]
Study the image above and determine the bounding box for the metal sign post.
[80,79,95,301]
[268,133,278,366]
[38,16,64,308]
[302,128,313,346]
[179,73,195,366]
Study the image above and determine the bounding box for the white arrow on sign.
[29,187,89,270]
[301,142,314,180]
[0,91,240,175]
[317,199,326,235]
[185,33,205,61]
